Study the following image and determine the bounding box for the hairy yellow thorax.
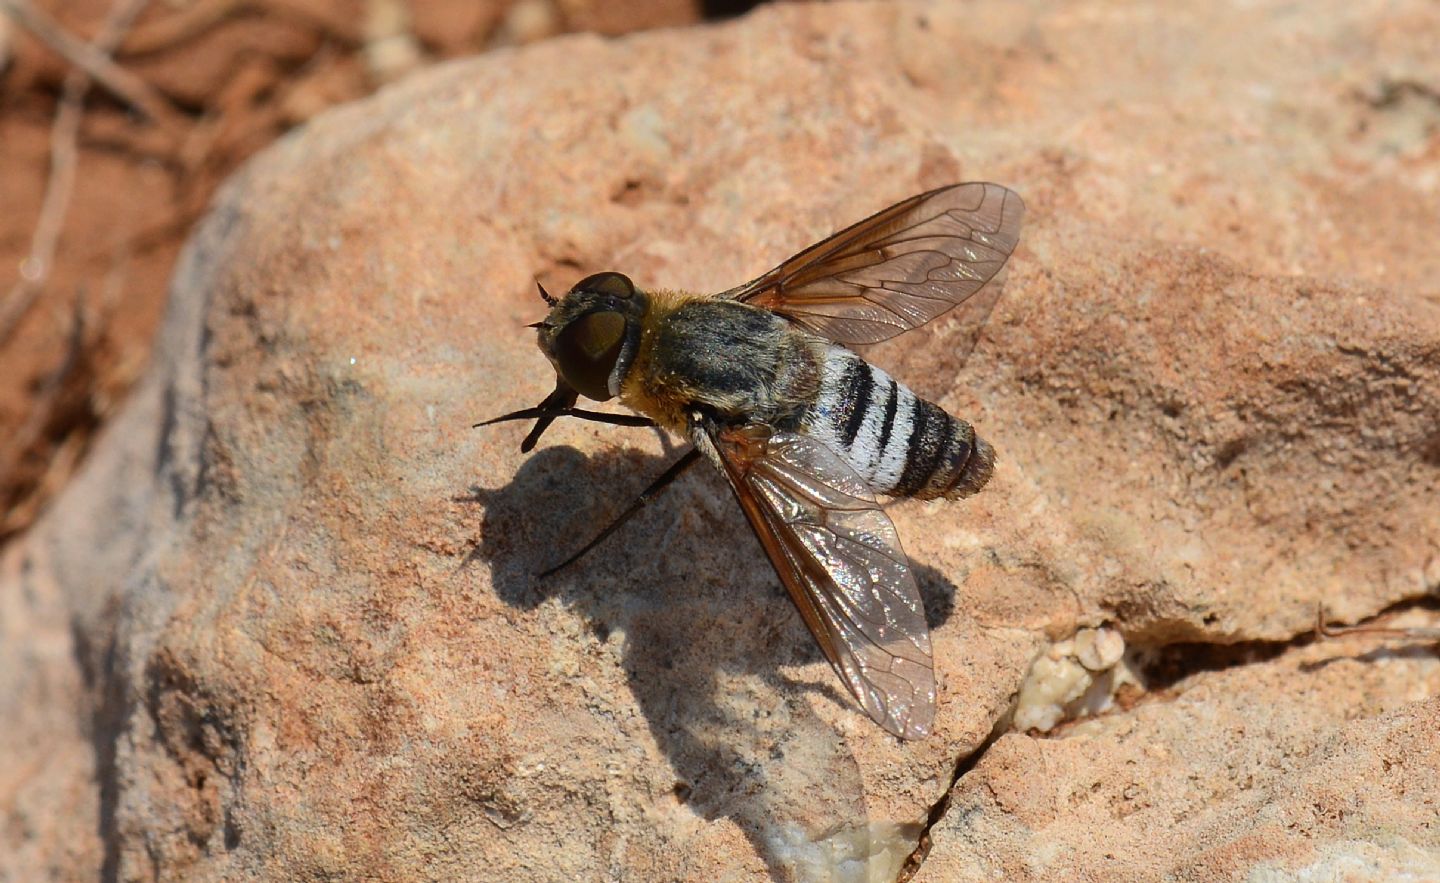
[617,288,707,433]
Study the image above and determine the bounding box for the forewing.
[705,425,936,739]
[724,182,1024,345]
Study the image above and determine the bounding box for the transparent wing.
[722,182,1024,345]
[703,424,936,739]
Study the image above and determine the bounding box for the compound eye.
[554,311,626,401]
[572,272,635,301]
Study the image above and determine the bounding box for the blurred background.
[0,0,762,542]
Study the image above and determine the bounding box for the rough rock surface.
[2,1,1438,880]
[913,621,1440,882]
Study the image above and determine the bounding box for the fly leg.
[475,380,655,452]
[538,448,701,577]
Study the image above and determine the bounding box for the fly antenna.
[537,280,558,307]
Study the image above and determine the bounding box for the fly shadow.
[460,441,961,878]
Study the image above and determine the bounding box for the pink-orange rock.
[913,623,1440,882]
[2,1,1437,880]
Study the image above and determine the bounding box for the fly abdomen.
[803,347,994,501]
[890,397,994,500]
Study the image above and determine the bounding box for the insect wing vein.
[725,182,1024,346]
[711,427,936,739]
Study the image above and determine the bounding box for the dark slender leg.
[474,379,655,453]
[484,382,577,453]
[565,410,656,427]
[539,448,702,578]
[474,408,655,430]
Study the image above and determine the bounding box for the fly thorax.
[644,300,818,426]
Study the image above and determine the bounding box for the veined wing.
[699,424,936,739]
[722,182,1024,345]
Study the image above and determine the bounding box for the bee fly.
[481,183,1024,739]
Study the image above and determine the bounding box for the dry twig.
[0,0,155,344]
[0,0,182,131]
[119,0,240,55]
[0,10,12,72]
[0,289,92,536]
[120,0,362,56]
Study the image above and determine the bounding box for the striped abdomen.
[800,346,994,501]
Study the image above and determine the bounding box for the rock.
[1073,627,1124,673]
[1,1,1437,880]
[912,621,1440,881]
[1012,628,1138,732]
